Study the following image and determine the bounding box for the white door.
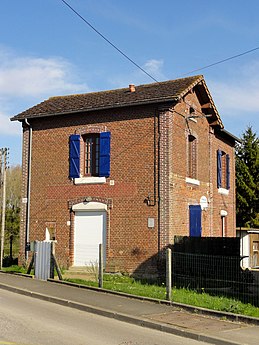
[74,211,106,266]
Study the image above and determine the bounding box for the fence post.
[98,243,103,288]
[50,242,55,279]
[166,247,172,301]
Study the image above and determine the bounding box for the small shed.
[237,228,259,269]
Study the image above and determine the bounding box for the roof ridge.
[11,75,208,121]
[48,75,203,100]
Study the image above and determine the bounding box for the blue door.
[189,205,202,237]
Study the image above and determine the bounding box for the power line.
[60,0,159,83]
[177,46,259,77]
[60,0,211,125]
[59,1,259,123]
[60,0,259,84]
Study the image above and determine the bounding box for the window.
[69,132,111,179]
[84,134,100,176]
[221,216,227,237]
[217,149,230,190]
[188,134,197,179]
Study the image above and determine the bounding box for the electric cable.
[59,0,259,124]
[177,46,259,77]
[60,0,159,83]
[60,0,259,87]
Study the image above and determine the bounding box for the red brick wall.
[21,105,159,273]
[168,93,211,239]
[19,94,236,273]
[168,91,236,241]
[212,132,236,237]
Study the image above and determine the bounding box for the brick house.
[11,75,239,275]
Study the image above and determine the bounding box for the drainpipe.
[24,118,32,261]
[157,109,161,257]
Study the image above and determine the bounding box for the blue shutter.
[189,205,202,237]
[226,154,230,190]
[99,132,111,177]
[69,134,80,178]
[217,149,222,188]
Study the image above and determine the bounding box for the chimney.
[129,84,135,92]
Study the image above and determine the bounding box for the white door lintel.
[72,202,107,212]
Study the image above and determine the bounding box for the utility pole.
[0,148,9,269]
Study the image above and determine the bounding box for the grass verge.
[64,274,259,318]
[2,267,259,318]
[1,265,28,274]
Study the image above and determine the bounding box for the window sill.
[74,177,106,185]
[186,177,200,186]
[218,188,229,195]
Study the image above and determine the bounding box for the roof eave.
[198,80,223,128]
[11,97,179,122]
[218,128,241,143]
[176,75,223,128]
[177,75,204,100]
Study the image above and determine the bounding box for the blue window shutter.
[217,149,222,188]
[69,134,80,178]
[99,132,111,177]
[226,154,230,190]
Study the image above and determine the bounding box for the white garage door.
[74,211,106,266]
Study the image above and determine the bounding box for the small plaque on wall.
[148,217,155,228]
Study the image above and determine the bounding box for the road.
[0,289,205,345]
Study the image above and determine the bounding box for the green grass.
[172,288,259,317]
[1,265,28,274]
[64,274,259,318]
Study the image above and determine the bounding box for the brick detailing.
[169,95,213,239]
[69,211,75,266]
[75,125,108,177]
[212,132,236,237]
[20,105,159,273]
[17,84,237,273]
[76,125,107,135]
[19,124,29,264]
[68,196,113,209]
[158,108,172,251]
[208,128,214,236]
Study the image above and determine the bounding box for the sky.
[0,0,259,166]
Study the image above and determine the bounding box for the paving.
[0,272,259,345]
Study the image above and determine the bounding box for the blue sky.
[1,0,259,166]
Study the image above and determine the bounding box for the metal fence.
[172,252,259,307]
[34,241,51,280]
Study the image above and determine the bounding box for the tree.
[0,165,22,259]
[236,127,259,228]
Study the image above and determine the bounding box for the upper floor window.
[84,134,100,176]
[217,149,230,190]
[69,132,111,179]
[188,134,197,179]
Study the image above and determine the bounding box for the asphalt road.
[0,289,205,345]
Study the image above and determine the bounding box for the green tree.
[236,127,259,228]
[1,165,22,258]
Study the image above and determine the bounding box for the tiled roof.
[11,75,204,121]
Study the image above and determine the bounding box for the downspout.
[157,109,161,257]
[24,118,32,261]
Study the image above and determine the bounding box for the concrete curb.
[0,270,33,279]
[48,278,259,326]
[0,281,242,345]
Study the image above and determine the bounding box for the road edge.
[0,280,247,345]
